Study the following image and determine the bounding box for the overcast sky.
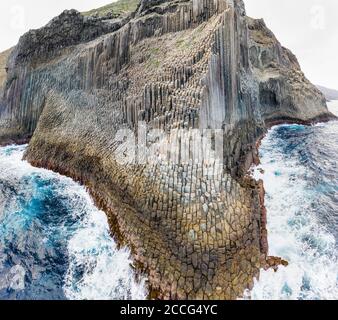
[0,0,337,89]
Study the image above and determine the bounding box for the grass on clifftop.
[82,0,139,17]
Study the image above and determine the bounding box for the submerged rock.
[0,0,334,299]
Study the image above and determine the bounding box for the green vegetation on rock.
[82,0,139,17]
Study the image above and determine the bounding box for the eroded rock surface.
[247,17,331,125]
[0,49,11,91]
[0,0,334,299]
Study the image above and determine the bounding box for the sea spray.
[0,145,147,300]
[249,101,338,300]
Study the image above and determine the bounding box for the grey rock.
[0,0,334,300]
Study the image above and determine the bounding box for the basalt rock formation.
[0,49,11,91]
[0,0,334,299]
[247,17,332,125]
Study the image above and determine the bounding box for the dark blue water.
[250,101,338,300]
[0,145,146,300]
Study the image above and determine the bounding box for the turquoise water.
[0,145,146,300]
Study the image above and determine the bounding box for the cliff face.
[0,49,11,91]
[247,18,330,125]
[0,0,333,299]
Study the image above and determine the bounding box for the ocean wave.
[0,145,147,300]
[250,117,338,300]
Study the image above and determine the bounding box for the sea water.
[250,101,338,300]
[0,145,147,300]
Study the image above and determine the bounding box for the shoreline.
[243,112,337,274]
[0,136,32,148]
[0,0,335,301]
[1,112,336,300]
[248,108,338,299]
[22,134,266,299]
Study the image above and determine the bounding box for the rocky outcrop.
[0,49,11,92]
[317,85,338,102]
[247,17,333,125]
[0,0,334,299]
[10,9,133,64]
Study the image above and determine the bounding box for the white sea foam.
[63,193,147,300]
[0,145,147,300]
[249,125,338,300]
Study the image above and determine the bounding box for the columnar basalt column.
[0,0,333,299]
